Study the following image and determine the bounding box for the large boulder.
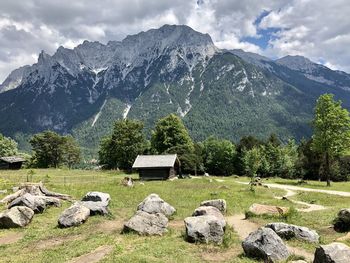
[79,201,109,216]
[8,193,60,213]
[192,206,226,227]
[0,206,34,228]
[334,208,350,232]
[248,203,289,216]
[123,210,168,236]
[137,194,175,217]
[200,199,227,214]
[58,203,90,228]
[314,242,350,263]
[184,215,225,244]
[266,222,319,243]
[81,192,110,204]
[242,227,289,262]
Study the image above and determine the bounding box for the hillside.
[0,25,349,156]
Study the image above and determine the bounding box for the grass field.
[0,170,349,262]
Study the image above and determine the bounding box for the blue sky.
[243,10,280,50]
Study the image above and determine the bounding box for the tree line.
[98,93,350,185]
[0,93,349,185]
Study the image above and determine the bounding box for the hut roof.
[132,154,178,169]
[0,156,26,163]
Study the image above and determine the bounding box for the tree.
[297,139,323,180]
[203,137,236,176]
[99,119,146,170]
[0,133,18,156]
[151,114,193,153]
[235,135,263,175]
[63,135,81,168]
[312,94,350,186]
[166,143,205,175]
[30,131,81,168]
[242,147,262,191]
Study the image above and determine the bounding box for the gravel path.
[261,183,350,197]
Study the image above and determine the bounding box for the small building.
[0,156,26,170]
[132,154,181,180]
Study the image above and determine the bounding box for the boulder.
[123,210,168,236]
[8,193,60,213]
[266,222,319,243]
[314,242,350,263]
[242,227,289,262]
[137,194,175,217]
[58,203,90,228]
[200,199,227,214]
[79,201,109,216]
[184,215,225,244]
[0,206,34,228]
[81,192,110,204]
[334,208,350,232]
[248,203,289,216]
[192,206,226,227]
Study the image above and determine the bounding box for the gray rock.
[8,193,60,213]
[290,261,307,263]
[200,199,227,214]
[314,242,350,263]
[81,192,110,204]
[58,203,90,228]
[336,209,350,224]
[123,210,168,236]
[192,206,226,227]
[80,201,109,215]
[137,194,175,217]
[242,227,289,262]
[266,222,319,243]
[184,215,225,244]
[0,206,34,228]
[334,208,350,232]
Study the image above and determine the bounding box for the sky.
[0,0,350,82]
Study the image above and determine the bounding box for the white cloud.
[260,0,350,72]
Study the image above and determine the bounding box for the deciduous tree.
[312,94,350,186]
[151,114,193,154]
[99,119,146,170]
[0,133,18,156]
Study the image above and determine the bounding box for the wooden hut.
[132,154,181,180]
[0,156,25,170]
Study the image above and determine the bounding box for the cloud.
[0,0,349,81]
[260,0,350,72]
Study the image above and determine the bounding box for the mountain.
[0,25,349,156]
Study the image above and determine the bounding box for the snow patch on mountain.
[236,69,249,92]
[177,75,194,117]
[92,67,108,75]
[91,99,107,127]
[123,104,132,119]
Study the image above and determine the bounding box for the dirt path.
[261,182,350,197]
[226,214,258,239]
[0,232,23,246]
[273,189,327,212]
[33,235,84,250]
[68,245,113,263]
[235,181,350,212]
[226,214,314,261]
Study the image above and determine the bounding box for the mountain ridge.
[0,24,349,156]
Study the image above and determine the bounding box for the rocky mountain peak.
[276,55,316,73]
